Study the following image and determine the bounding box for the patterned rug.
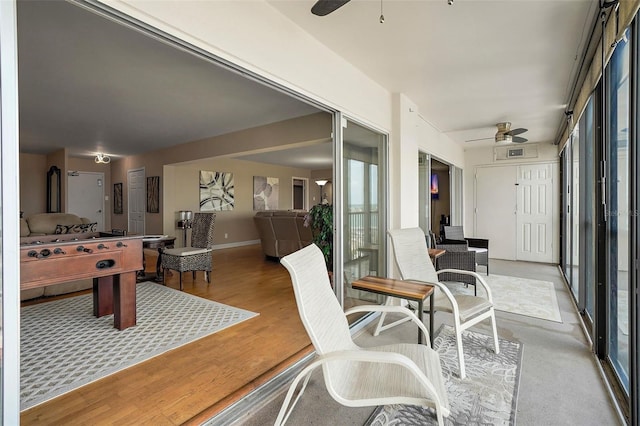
[366,325,523,426]
[445,274,562,323]
[20,282,258,410]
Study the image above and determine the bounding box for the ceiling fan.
[311,0,351,16]
[466,122,529,144]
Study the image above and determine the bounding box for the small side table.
[139,235,176,283]
[351,276,435,345]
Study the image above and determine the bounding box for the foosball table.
[20,232,143,330]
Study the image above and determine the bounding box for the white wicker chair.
[384,227,499,379]
[277,244,450,426]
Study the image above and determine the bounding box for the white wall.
[392,94,465,229]
[464,143,560,262]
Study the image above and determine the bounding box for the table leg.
[155,248,163,282]
[430,294,434,347]
[113,272,137,330]
[93,276,114,318]
[418,299,424,344]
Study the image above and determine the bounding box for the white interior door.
[68,171,105,231]
[128,168,145,234]
[475,166,517,260]
[516,163,553,262]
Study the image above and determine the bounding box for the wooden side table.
[351,276,435,345]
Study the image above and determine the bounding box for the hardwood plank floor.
[21,244,312,425]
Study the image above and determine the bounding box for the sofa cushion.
[20,218,31,237]
[26,213,86,235]
[55,222,98,234]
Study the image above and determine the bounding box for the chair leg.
[490,309,500,354]
[193,271,196,281]
[455,327,466,379]
[206,271,210,284]
[179,272,183,291]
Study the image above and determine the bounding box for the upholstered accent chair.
[443,225,490,275]
[386,227,499,379]
[161,212,216,290]
[277,244,449,425]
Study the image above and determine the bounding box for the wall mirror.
[46,165,61,213]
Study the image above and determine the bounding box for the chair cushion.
[163,247,212,257]
[468,247,488,254]
[453,295,492,322]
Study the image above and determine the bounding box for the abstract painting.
[146,176,160,213]
[253,176,279,211]
[113,183,123,214]
[200,171,234,211]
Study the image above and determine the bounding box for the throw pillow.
[54,222,98,234]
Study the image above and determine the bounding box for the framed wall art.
[199,170,234,211]
[113,183,123,214]
[253,176,279,211]
[146,176,160,213]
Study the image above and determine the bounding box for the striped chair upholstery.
[161,212,216,290]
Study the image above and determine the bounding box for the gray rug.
[366,325,523,426]
[20,282,258,410]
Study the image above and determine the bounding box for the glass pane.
[572,129,580,299]
[418,152,430,237]
[343,121,386,310]
[563,146,572,281]
[607,29,630,392]
[581,97,596,320]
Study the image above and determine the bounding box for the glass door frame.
[1,0,22,421]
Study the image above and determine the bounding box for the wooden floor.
[21,244,312,425]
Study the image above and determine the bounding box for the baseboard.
[213,240,260,250]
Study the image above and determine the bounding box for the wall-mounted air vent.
[494,144,538,161]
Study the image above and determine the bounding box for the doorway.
[292,177,308,210]
[430,158,451,241]
[67,171,105,231]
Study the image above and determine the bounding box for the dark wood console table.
[20,233,143,330]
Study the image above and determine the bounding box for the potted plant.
[304,203,333,271]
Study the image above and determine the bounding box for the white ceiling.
[17,0,599,167]
[269,0,599,148]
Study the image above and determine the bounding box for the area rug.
[20,282,258,410]
[366,325,523,426]
[445,273,562,323]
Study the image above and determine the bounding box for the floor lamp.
[315,179,328,204]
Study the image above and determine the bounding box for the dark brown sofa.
[254,211,313,258]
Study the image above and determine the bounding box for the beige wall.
[19,153,47,217]
[109,112,332,238]
[165,158,312,247]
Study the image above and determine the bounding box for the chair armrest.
[436,268,493,302]
[465,238,489,249]
[345,305,430,342]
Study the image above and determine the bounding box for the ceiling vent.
[494,144,538,161]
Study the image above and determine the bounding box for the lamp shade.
[315,179,328,186]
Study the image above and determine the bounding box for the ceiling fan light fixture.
[495,133,512,144]
[95,153,111,164]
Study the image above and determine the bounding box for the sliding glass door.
[606,28,631,392]
[342,119,387,310]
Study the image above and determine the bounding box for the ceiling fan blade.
[465,137,494,143]
[311,0,351,16]
[512,136,528,143]
[507,128,528,136]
